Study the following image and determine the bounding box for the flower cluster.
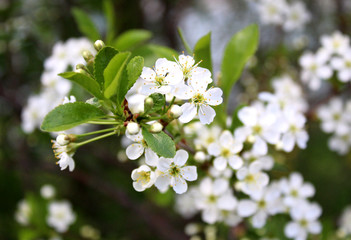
[248,0,310,32]
[15,185,76,234]
[317,97,351,155]
[126,55,223,124]
[21,38,95,133]
[235,75,308,155]
[299,32,351,90]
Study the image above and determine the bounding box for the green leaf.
[59,72,104,99]
[142,128,176,158]
[72,8,101,41]
[132,44,179,66]
[194,32,212,73]
[147,44,178,60]
[94,46,119,88]
[177,28,193,55]
[229,104,245,132]
[125,56,144,93]
[41,102,105,132]
[149,93,165,112]
[103,52,131,99]
[113,29,152,51]
[103,0,117,44]
[220,24,259,98]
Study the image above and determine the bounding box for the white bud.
[126,122,140,135]
[247,135,256,143]
[169,105,182,119]
[94,40,105,51]
[194,151,206,162]
[56,134,70,146]
[40,184,55,199]
[150,122,163,133]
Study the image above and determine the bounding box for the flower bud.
[94,40,105,51]
[75,63,86,70]
[76,68,89,75]
[144,97,154,111]
[56,134,70,146]
[126,122,140,135]
[194,151,206,162]
[168,105,182,119]
[82,50,94,62]
[149,122,163,133]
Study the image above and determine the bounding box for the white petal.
[252,136,268,156]
[285,222,300,238]
[181,166,197,181]
[155,174,171,191]
[202,207,218,224]
[228,155,243,170]
[126,143,144,160]
[282,133,295,152]
[145,148,159,166]
[173,149,188,166]
[308,221,322,234]
[214,157,228,171]
[179,103,197,123]
[208,143,221,156]
[237,200,257,217]
[172,176,188,194]
[252,211,267,228]
[238,107,257,126]
[204,88,223,106]
[198,105,216,124]
[157,158,172,172]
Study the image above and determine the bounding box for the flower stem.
[88,120,120,125]
[76,127,116,138]
[164,96,176,113]
[76,131,116,147]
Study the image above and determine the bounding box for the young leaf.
[149,93,165,112]
[194,32,212,73]
[177,28,193,55]
[147,44,179,60]
[229,104,245,132]
[72,8,101,41]
[59,72,104,99]
[220,24,259,98]
[116,56,144,106]
[142,128,176,158]
[94,46,119,88]
[41,102,105,132]
[113,29,152,51]
[103,0,117,44]
[103,52,131,99]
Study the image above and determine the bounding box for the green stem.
[76,127,116,138]
[76,131,116,147]
[88,120,120,125]
[164,96,176,113]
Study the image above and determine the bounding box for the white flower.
[155,150,197,194]
[338,206,351,236]
[195,177,237,224]
[279,172,315,207]
[242,151,274,171]
[331,49,351,82]
[194,125,222,149]
[277,109,309,152]
[41,71,71,96]
[321,31,350,56]
[40,184,56,199]
[175,54,212,85]
[237,186,282,228]
[299,50,332,90]
[47,201,76,233]
[21,94,49,133]
[208,130,243,171]
[257,0,287,25]
[284,200,322,240]
[317,98,350,136]
[175,80,223,125]
[15,200,31,225]
[125,130,159,166]
[235,104,280,155]
[57,152,75,172]
[131,165,156,192]
[140,58,183,95]
[56,134,70,146]
[328,133,351,155]
[236,162,269,195]
[125,78,147,114]
[175,188,199,218]
[283,2,311,32]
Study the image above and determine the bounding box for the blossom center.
[137,171,151,184]
[257,200,266,209]
[169,163,180,177]
[221,148,231,158]
[252,125,262,135]
[291,189,298,197]
[299,219,308,227]
[191,93,205,106]
[155,75,165,87]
